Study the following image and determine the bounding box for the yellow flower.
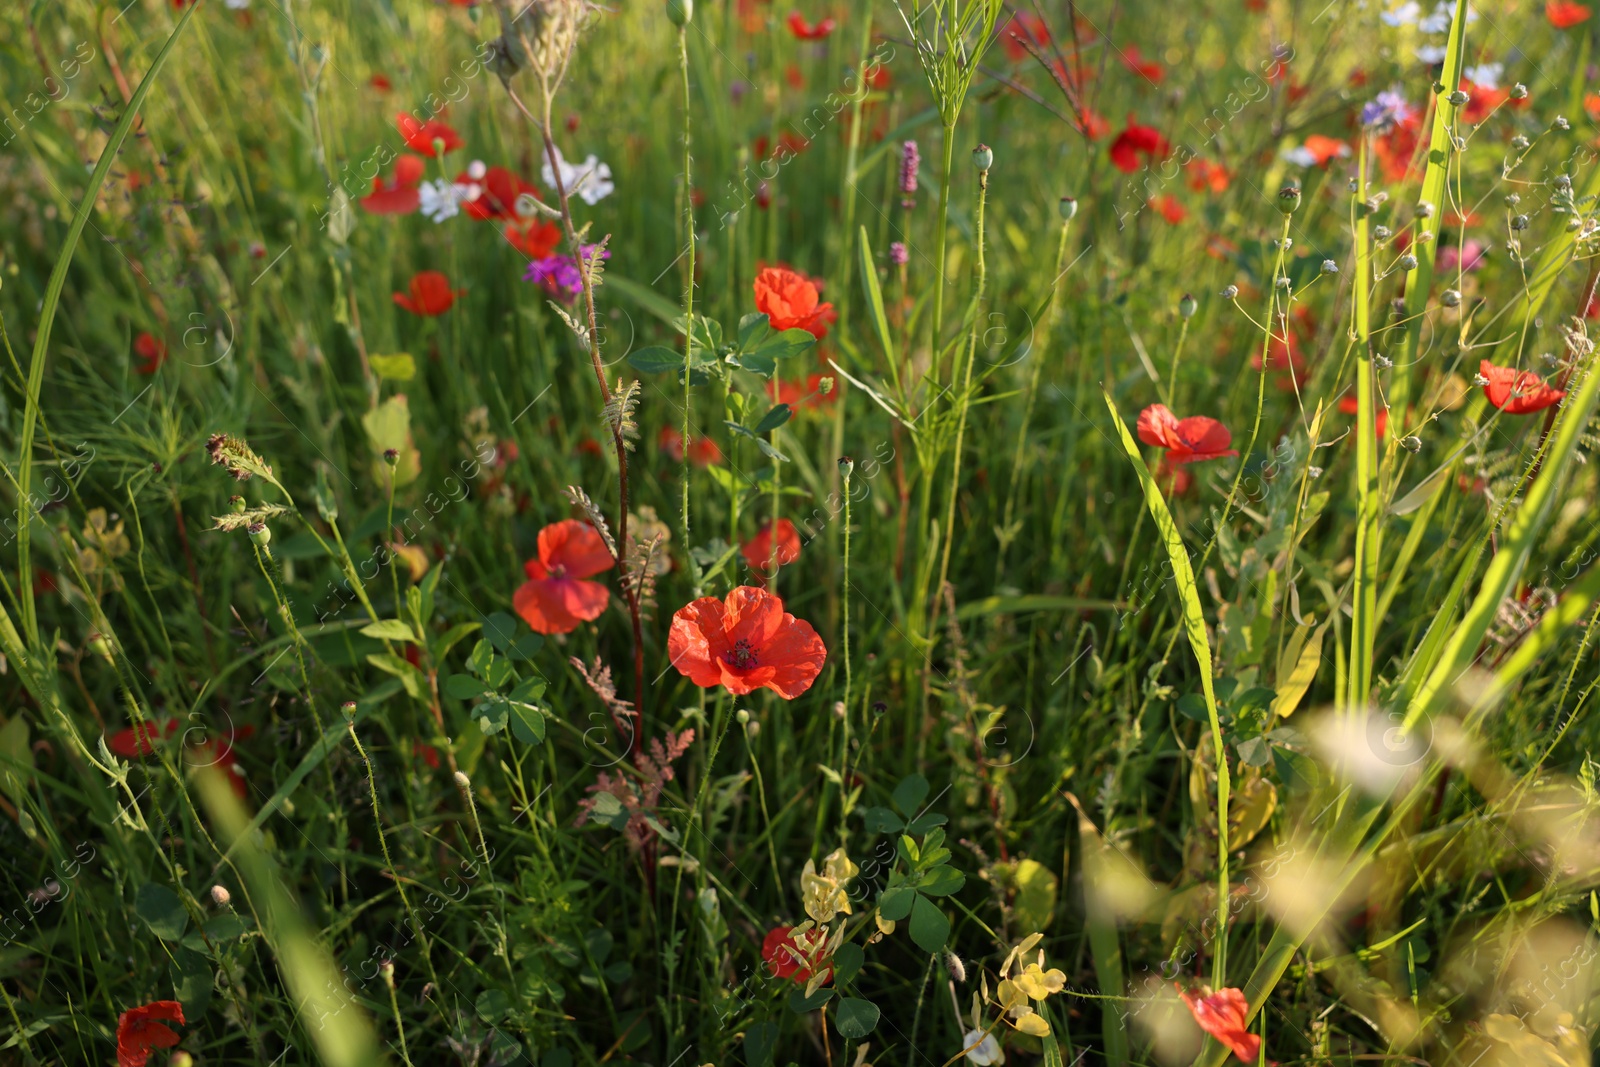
[1013,1012,1050,1037]
[801,848,856,924]
[1013,962,1066,1001]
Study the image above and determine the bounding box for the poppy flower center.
[548,563,567,579]
[726,639,759,669]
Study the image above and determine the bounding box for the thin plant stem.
[678,23,695,543]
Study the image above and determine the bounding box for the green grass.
[3,1,1600,1065]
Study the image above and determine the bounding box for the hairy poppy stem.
[502,75,648,741]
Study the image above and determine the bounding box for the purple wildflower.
[889,241,909,266]
[523,244,610,303]
[1359,90,1413,133]
[898,140,920,202]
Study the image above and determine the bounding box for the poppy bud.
[736,708,750,726]
[342,700,358,719]
[170,1054,194,1067]
[247,522,270,547]
[944,950,967,983]
[383,448,400,468]
[380,959,395,988]
[1221,284,1239,300]
[666,0,693,26]
[1276,185,1301,215]
[871,700,887,716]
[1321,259,1339,274]
[1441,289,1461,308]
[1058,195,1078,221]
[1510,83,1528,100]
[88,632,113,662]
[229,495,246,514]
[838,455,855,478]
[1178,293,1197,319]
[972,144,993,172]
[1373,226,1391,242]
[211,884,231,906]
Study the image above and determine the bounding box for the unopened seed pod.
[972,144,993,172]
[1058,195,1078,221]
[1276,185,1301,215]
[666,0,693,26]
[1179,293,1197,319]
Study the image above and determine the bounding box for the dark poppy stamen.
[727,640,758,669]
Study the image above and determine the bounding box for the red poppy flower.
[1187,159,1231,194]
[787,12,836,39]
[667,586,827,698]
[864,64,891,90]
[1108,120,1169,172]
[1479,360,1565,414]
[1548,0,1591,27]
[659,426,723,466]
[1372,110,1422,183]
[396,113,463,157]
[117,1000,185,1067]
[393,270,462,316]
[109,718,179,758]
[1002,13,1050,61]
[762,926,831,983]
[513,520,614,635]
[502,218,563,259]
[360,154,427,215]
[754,267,836,338]
[412,740,441,770]
[1136,403,1237,464]
[1119,45,1164,84]
[742,519,802,573]
[1300,134,1351,167]
[191,725,254,799]
[370,73,392,92]
[1337,395,1389,437]
[1149,194,1186,224]
[1178,986,1260,1064]
[133,332,166,374]
[1075,107,1111,140]
[461,166,540,221]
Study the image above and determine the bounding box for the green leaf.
[360,619,416,643]
[877,885,916,922]
[747,326,816,363]
[366,653,427,700]
[475,989,511,1022]
[728,351,777,377]
[753,404,793,434]
[918,865,966,897]
[858,226,897,374]
[908,893,951,953]
[509,702,547,745]
[1236,736,1273,767]
[905,812,948,834]
[169,944,213,1017]
[627,346,686,374]
[475,699,510,736]
[737,311,771,351]
[444,674,488,700]
[834,997,880,1039]
[135,883,188,941]
[787,988,833,1013]
[434,622,481,661]
[892,773,929,816]
[831,943,865,986]
[482,612,519,652]
[862,806,904,834]
[587,791,631,831]
[509,677,546,703]
[743,1021,779,1067]
[369,352,416,381]
[361,394,421,487]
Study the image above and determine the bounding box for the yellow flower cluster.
[995,933,1065,1037]
[801,848,858,924]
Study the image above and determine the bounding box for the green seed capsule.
[666,0,693,26]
